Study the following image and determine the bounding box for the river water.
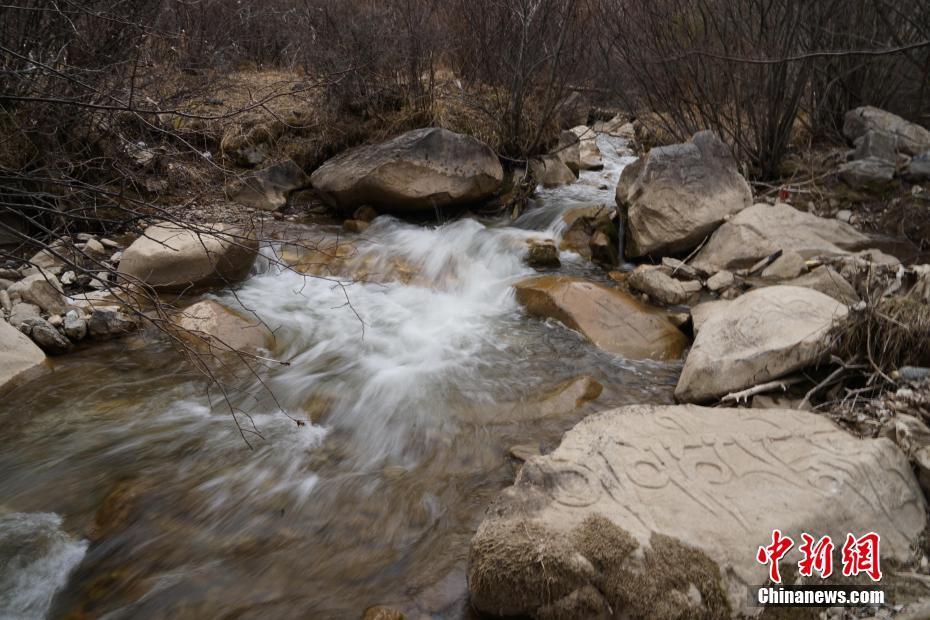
[0,136,681,619]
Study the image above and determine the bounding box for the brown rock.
[174,300,270,353]
[513,275,687,361]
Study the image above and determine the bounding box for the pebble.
[100,238,120,249]
[0,290,10,313]
[61,271,76,285]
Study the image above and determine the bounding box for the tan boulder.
[513,276,687,361]
[467,404,925,618]
[310,127,503,214]
[118,223,258,292]
[174,300,270,353]
[616,131,752,257]
[691,203,869,274]
[0,318,48,396]
[530,156,576,188]
[675,285,848,403]
[569,125,603,170]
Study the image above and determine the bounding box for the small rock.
[508,444,541,463]
[342,219,370,233]
[63,313,88,341]
[353,206,379,222]
[905,151,930,182]
[660,257,701,280]
[0,290,11,313]
[110,251,122,264]
[361,606,405,620]
[88,308,136,339]
[760,250,807,281]
[706,270,734,292]
[0,268,20,280]
[100,238,120,249]
[535,376,603,416]
[628,265,693,306]
[47,314,62,327]
[84,238,107,258]
[589,230,617,267]
[835,209,853,223]
[523,239,560,270]
[60,271,75,285]
[76,233,96,242]
[26,317,71,354]
[0,278,12,290]
[852,130,897,162]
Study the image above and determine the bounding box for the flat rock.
[227,159,310,211]
[467,404,925,618]
[616,131,752,257]
[0,318,48,395]
[310,127,503,214]
[174,300,270,354]
[675,285,847,403]
[118,223,258,292]
[534,376,603,417]
[691,203,868,274]
[513,276,687,361]
[838,158,895,190]
[844,106,930,156]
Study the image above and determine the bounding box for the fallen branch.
[721,377,805,404]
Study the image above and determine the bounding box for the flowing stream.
[0,136,681,619]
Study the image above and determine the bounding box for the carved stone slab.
[468,405,926,617]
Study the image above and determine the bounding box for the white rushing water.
[0,133,663,618]
[225,134,638,467]
[0,513,87,620]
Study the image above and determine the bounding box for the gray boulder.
[468,404,925,618]
[675,285,847,403]
[616,131,752,257]
[844,106,930,156]
[782,266,859,305]
[852,130,897,162]
[0,318,48,395]
[310,128,504,213]
[691,203,868,274]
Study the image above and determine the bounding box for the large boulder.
[513,276,687,361]
[0,319,48,395]
[118,223,258,292]
[691,203,868,274]
[310,128,504,213]
[615,131,752,257]
[467,404,925,618]
[844,106,930,156]
[174,300,270,354]
[675,285,847,403]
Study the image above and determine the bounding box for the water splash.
[0,512,87,620]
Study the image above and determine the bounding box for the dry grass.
[835,295,930,376]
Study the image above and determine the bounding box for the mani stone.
[467,404,925,618]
